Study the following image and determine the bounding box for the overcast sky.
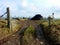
[0,0,60,18]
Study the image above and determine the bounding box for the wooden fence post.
[48,16,51,29]
[7,7,10,28]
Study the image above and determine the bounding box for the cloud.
[28,3,38,12]
[0,0,19,16]
[0,0,60,18]
[21,0,28,7]
[46,0,60,7]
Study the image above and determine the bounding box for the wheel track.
[0,20,31,45]
[0,20,50,45]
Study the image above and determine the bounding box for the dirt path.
[0,20,50,45]
[34,24,49,45]
[0,25,29,45]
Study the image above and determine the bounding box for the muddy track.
[0,25,29,45]
[0,20,50,45]
[34,24,50,45]
[0,20,30,45]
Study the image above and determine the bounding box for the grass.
[11,20,20,32]
[20,18,28,21]
[0,19,60,44]
[54,20,60,25]
[43,20,60,44]
[23,25,35,44]
[0,20,20,39]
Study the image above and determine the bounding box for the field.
[0,19,60,45]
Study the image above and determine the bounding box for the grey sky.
[0,0,60,18]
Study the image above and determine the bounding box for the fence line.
[0,7,10,29]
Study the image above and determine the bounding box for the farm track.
[0,20,50,45]
[0,25,29,45]
[0,20,30,45]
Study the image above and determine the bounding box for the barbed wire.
[0,12,7,17]
[0,7,7,18]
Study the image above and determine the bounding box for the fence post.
[48,16,51,29]
[7,7,10,29]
